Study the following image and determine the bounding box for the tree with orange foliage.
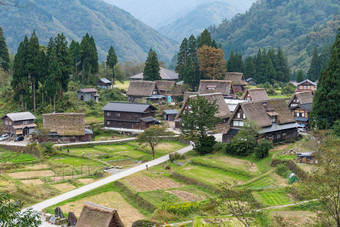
[197,45,226,80]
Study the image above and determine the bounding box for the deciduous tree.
[197,45,226,80]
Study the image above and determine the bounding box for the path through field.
[24,145,193,226]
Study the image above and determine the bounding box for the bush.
[254,140,273,159]
[161,201,200,216]
[194,135,216,155]
[266,86,276,95]
[276,164,290,178]
[41,142,56,157]
[212,142,225,152]
[169,152,186,162]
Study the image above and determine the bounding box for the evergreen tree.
[296,69,304,82]
[69,40,81,80]
[183,56,196,90]
[307,46,320,81]
[46,46,60,111]
[318,44,332,76]
[55,33,72,95]
[175,38,188,81]
[197,29,216,48]
[80,33,98,84]
[276,47,290,82]
[244,56,255,79]
[143,48,161,81]
[0,26,10,72]
[255,49,266,83]
[27,31,40,112]
[311,28,340,129]
[227,51,244,72]
[106,45,118,85]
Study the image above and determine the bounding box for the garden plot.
[8,170,55,179]
[166,189,205,202]
[270,211,316,226]
[59,191,145,226]
[21,179,44,185]
[78,178,95,184]
[24,164,50,170]
[194,217,244,227]
[122,175,184,192]
[53,183,76,192]
[253,189,292,206]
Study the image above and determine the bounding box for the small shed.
[163,110,178,121]
[246,78,257,86]
[78,88,99,102]
[98,78,112,89]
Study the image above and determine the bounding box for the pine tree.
[80,33,98,84]
[106,45,118,85]
[296,69,304,82]
[307,46,320,81]
[198,29,216,48]
[276,47,290,82]
[27,31,40,112]
[175,38,188,81]
[183,56,196,90]
[55,33,72,95]
[143,48,161,81]
[46,46,61,111]
[244,56,255,79]
[69,40,81,80]
[255,49,266,83]
[0,27,10,72]
[311,28,340,129]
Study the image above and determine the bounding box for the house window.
[233,120,244,127]
[207,85,216,90]
[107,121,111,125]
[116,113,120,117]
[22,120,29,125]
[237,113,241,118]
[239,121,244,127]
[301,112,305,117]
[277,134,281,139]
[107,112,111,116]
[270,116,276,123]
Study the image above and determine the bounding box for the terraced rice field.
[122,175,184,192]
[253,189,292,206]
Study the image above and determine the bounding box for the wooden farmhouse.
[76,202,124,227]
[224,72,248,93]
[223,99,299,143]
[242,88,269,101]
[126,81,165,103]
[295,79,317,93]
[176,93,232,133]
[198,80,235,98]
[77,88,99,102]
[129,67,178,81]
[288,91,314,128]
[246,78,257,86]
[2,112,37,137]
[97,78,112,89]
[102,102,157,130]
[155,80,176,96]
[42,113,92,143]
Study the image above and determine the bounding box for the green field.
[253,189,292,206]
[0,150,38,164]
[114,80,130,90]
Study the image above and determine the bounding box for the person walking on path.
[82,151,84,157]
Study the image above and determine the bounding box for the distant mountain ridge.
[210,0,340,71]
[0,0,178,63]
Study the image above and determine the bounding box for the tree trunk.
[151,143,155,159]
[53,95,56,112]
[33,80,36,112]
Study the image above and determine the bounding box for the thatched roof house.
[198,80,234,98]
[76,202,124,227]
[43,113,85,136]
[224,72,248,93]
[129,67,178,81]
[126,81,161,102]
[155,80,176,95]
[224,99,298,143]
[242,88,269,101]
[288,91,314,108]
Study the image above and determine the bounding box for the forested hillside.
[210,0,340,71]
[158,1,238,42]
[0,0,177,62]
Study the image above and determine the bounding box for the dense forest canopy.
[210,0,340,72]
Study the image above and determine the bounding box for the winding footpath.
[25,145,193,213]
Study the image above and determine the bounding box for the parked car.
[155,120,161,125]
[297,125,306,132]
[14,136,24,142]
[0,134,9,141]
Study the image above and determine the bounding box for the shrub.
[266,86,276,95]
[213,142,225,152]
[254,140,273,159]
[161,201,200,216]
[41,142,56,157]
[276,164,290,178]
[169,152,186,162]
[194,135,216,155]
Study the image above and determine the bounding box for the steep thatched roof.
[198,80,234,96]
[76,202,124,227]
[288,91,314,106]
[242,88,269,101]
[177,92,232,119]
[126,81,157,97]
[155,80,176,92]
[224,72,248,86]
[43,113,85,136]
[129,67,178,80]
[230,99,296,128]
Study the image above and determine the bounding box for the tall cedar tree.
[106,45,118,85]
[80,33,98,84]
[227,51,244,72]
[0,27,10,72]
[197,45,226,80]
[12,36,30,110]
[198,29,217,48]
[296,69,304,82]
[307,46,320,81]
[244,56,255,79]
[180,95,220,142]
[69,40,81,80]
[55,33,72,96]
[143,48,161,81]
[45,46,61,111]
[276,47,290,82]
[27,31,40,112]
[311,28,340,129]
[175,38,188,81]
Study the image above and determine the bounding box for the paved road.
[26,145,193,213]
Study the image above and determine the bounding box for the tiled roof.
[78,88,98,93]
[3,112,36,121]
[101,102,157,113]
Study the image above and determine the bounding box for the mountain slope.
[210,0,340,71]
[104,0,256,30]
[158,1,238,42]
[0,0,178,62]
